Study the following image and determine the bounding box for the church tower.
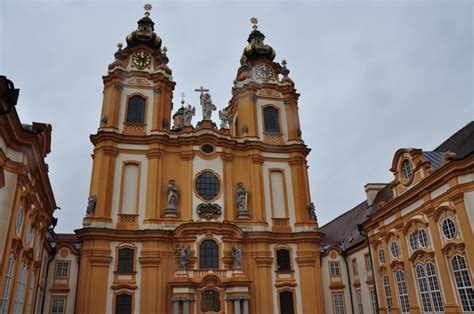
[75,5,324,313]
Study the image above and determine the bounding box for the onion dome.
[126,4,162,51]
[241,17,276,64]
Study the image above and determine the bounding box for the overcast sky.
[1,0,472,233]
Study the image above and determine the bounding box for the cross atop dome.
[250,17,258,30]
[144,3,152,17]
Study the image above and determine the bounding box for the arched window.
[276,249,291,272]
[279,291,295,314]
[115,294,132,314]
[395,270,410,313]
[263,106,280,133]
[126,95,146,124]
[415,262,444,312]
[117,248,134,273]
[451,255,474,311]
[12,263,28,313]
[199,240,218,269]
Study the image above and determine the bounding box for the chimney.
[364,183,386,206]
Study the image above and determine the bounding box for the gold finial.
[250,17,258,30]
[117,42,123,49]
[144,3,152,17]
[162,46,168,54]
[282,59,287,66]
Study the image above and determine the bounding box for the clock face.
[255,64,273,80]
[132,51,152,68]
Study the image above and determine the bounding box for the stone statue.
[175,244,190,268]
[308,202,317,222]
[232,245,242,269]
[236,183,249,218]
[165,180,178,216]
[183,103,195,126]
[200,93,217,120]
[86,195,96,215]
[218,109,230,129]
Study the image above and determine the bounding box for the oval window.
[201,144,214,154]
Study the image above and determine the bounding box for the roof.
[320,201,370,249]
[423,151,446,170]
[434,121,474,160]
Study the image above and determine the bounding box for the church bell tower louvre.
[75,4,325,314]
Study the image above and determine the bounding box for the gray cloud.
[1,0,472,232]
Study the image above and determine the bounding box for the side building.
[0,75,58,314]
[321,121,474,314]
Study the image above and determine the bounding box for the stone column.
[172,298,180,314]
[242,297,249,314]
[233,297,241,314]
[183,300,189,314]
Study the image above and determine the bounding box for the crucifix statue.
[195,86,216,120]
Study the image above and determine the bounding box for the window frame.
[378,249,385,264]
[395,270,410,313]
[116,247,135,274]
[50,296,67,314]
[263,105,281,134]
[54,261,70,279]
[440,217,457,240]
[12,263,28,314]
[199,239,219,270]
[15,207,25,236]
[332,291,346,314]
[279,290,296,314]
[329,261,341,277]
[382,274,393,312]
[351,258,359,276]
[125,94,147,125]
[114,293,133,314]
[356,289,364,314]
[450,254,474,312]
[415,262,444,313]
[0,254,16,313]
[390,240,401,259]
[401,159,412,180]
[276,248,292,272]
[194,169,222,203]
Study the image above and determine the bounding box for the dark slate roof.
[367,184,394,216]
[320,201,370,249]
[434,121,474,160]
[423,151,446,170]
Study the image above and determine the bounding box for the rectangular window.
[352,258,359,276]
[451,255,474,312]
[332,292,345,314]
[382,275,393,312]
[369,289,377,314]
[51,297,65,314]
[0,254,16,313]
[270,170,286,218]
[329,261,341,277]
[364,254,372,271]
[356,290,364,314]
[115,294,132,314]
[117,248,134,273]
[395,270,410,313]
[55,261,69,278]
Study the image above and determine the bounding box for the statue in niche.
[86,195,96,215]
[218,109,230,129]
[236,183,249,218]
[308,202,317,222]
[165,180,178,216]
[183,103,195,126]
[200,93,217,120]
[175,244,190,268]
[232,245,242,269]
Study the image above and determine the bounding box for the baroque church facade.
[73,5,323,314]
[0,4,474,314]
